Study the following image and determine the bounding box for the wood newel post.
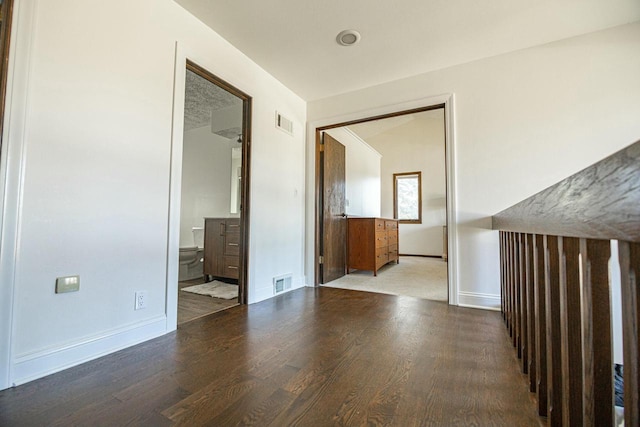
[526,234,536,392]
[544,235,563,426]
[534,234,548,416]
[558,236,583,426]
[580,238,613,427]
[619,240,640,427]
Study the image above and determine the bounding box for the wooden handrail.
[493,140,640,243]
[493,140,640,427]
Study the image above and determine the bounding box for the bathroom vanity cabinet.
[204,218,241,281]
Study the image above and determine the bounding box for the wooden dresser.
[204,218,240,281]
[347,217,399,276]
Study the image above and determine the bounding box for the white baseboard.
[458,291,501,311]
[11,315,167,386]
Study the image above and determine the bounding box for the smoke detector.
[336,30,361,46]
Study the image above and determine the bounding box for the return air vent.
[273,274,293,295]
[275,111,294,136]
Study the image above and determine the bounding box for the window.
[393,172,422,224]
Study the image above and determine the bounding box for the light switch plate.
[56,275,80,293]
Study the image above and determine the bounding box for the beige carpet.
[322,256,448,302]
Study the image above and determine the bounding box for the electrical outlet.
[134,291,148,310]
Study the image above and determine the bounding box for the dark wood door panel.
[321,133,346,284]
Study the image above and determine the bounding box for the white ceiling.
[347,108,443,141]
[175,0,640,101]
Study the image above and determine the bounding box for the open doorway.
[176,61,251,325]
[315,105,450,303]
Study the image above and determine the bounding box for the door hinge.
[319,255,324,264]
[319,143,324,152]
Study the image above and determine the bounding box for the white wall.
[324,128,381,218]
[307,22,640,309]
[610,241,624,365]
[180,127,235,247]
[366,113,446,256]
[0,0,306,387]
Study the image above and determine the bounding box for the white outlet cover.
[135,291,148,310]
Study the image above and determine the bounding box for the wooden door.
[321,133,346,283]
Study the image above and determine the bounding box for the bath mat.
[181,281,238,300]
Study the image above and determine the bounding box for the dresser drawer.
[225,219,241,234]
[375,231,388,248]
[375,219,385,231]
[388,245,398,262]
[224,232,240,256]
[385,220,398,230]
[223,256,240,279]
[387,232,398,245]
[375,248,389,267]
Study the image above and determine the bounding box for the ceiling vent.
[275,111,294,136]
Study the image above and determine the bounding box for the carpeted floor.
[322,256,448,302]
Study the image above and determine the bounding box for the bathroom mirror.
[230,147,242,214]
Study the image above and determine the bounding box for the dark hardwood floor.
[0,287,543,426]
[178,279,238,325]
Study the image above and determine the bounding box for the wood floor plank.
[162,373,259,424]
[178,279,238,325]
[236,387,297,427]
[289,301,419,426]
[0,287,544,426]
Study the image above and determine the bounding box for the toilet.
[179,227,205,281]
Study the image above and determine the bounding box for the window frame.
[393,171,422,224]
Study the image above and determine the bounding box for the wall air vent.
[273,274,293,295]
[275,111,294,136]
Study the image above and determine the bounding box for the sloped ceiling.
[347,108,443,142]
[174,0,640,101]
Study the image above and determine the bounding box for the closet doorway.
[176,61,251,325]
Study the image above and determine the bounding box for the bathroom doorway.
[177,61,251,325]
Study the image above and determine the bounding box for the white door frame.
[306,93,459,305]
[0,0,37,390]
[167,42,252,330]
